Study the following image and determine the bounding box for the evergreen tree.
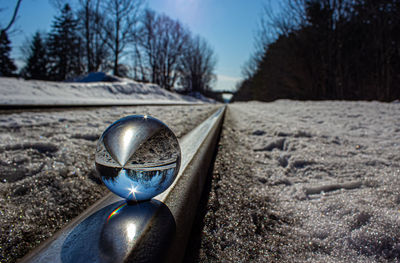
[236,0,400,102]
[0,31,17,76]
[47,4,82,81]
[22,32,49,80]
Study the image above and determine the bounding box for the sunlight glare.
[122,128,134,147]
[126,223,137,242]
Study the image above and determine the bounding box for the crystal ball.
[95,115,181,201]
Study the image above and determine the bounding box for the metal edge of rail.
[19,105,226,263]
[0,102,209,111]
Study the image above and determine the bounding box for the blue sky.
[0,0,278,91]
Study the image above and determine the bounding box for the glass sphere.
[95,115,181,201]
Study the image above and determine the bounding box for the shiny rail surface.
[0,101,206,112]
[20,105,226,263]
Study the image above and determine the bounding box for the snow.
[0,74,220,262]
[1,95,400,262]
[0,76,215,106]
[0,104,219,262]
[192,100,400,262]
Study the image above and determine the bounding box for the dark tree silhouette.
[236,0,400,102]
[77,0,109,73]
[179,35,216,94]
[47,4,82,81]
[137,10,190,91]
[0,0,22,77]
[133,9,217,93]
[134,9,157,83]
[15,2,217,93]
[21,32,48,80]
[154,14,189,91]
[103,0,143,76]
[0,31,17,76]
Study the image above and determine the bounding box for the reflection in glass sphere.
[95,115,181,201]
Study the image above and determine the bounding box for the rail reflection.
[61,199,175,263]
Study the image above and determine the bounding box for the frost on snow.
[194,100,400,263]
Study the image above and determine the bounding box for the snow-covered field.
[0,74,219,262]
[1,77,399,263]
[0,75,214,106]
[0,105,218,262]
[193,100,400,262]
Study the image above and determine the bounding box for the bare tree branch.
[1,0,23,33]
[102,0,143,76]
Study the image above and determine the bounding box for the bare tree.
[179,35,216,93]
[77,0,109,72]
[157,14,190,90]
[131,41,147,81]
[137,9,157,83]
[0,0,23,34]
[137,9,190,90]
[102,0,143,76]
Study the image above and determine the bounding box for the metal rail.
[20,105,226,263]
[0,101,207,112]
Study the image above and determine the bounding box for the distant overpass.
[206,90,236,102]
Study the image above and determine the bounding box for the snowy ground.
[189,100,400,262]
[0,76,214,106]
[1,98,399,262]
[0,105,218,263]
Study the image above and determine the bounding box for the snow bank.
[0,76,215,105]
[194,100,400,262]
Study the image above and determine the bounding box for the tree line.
[0,0,216,94]
[235,0,400,102]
